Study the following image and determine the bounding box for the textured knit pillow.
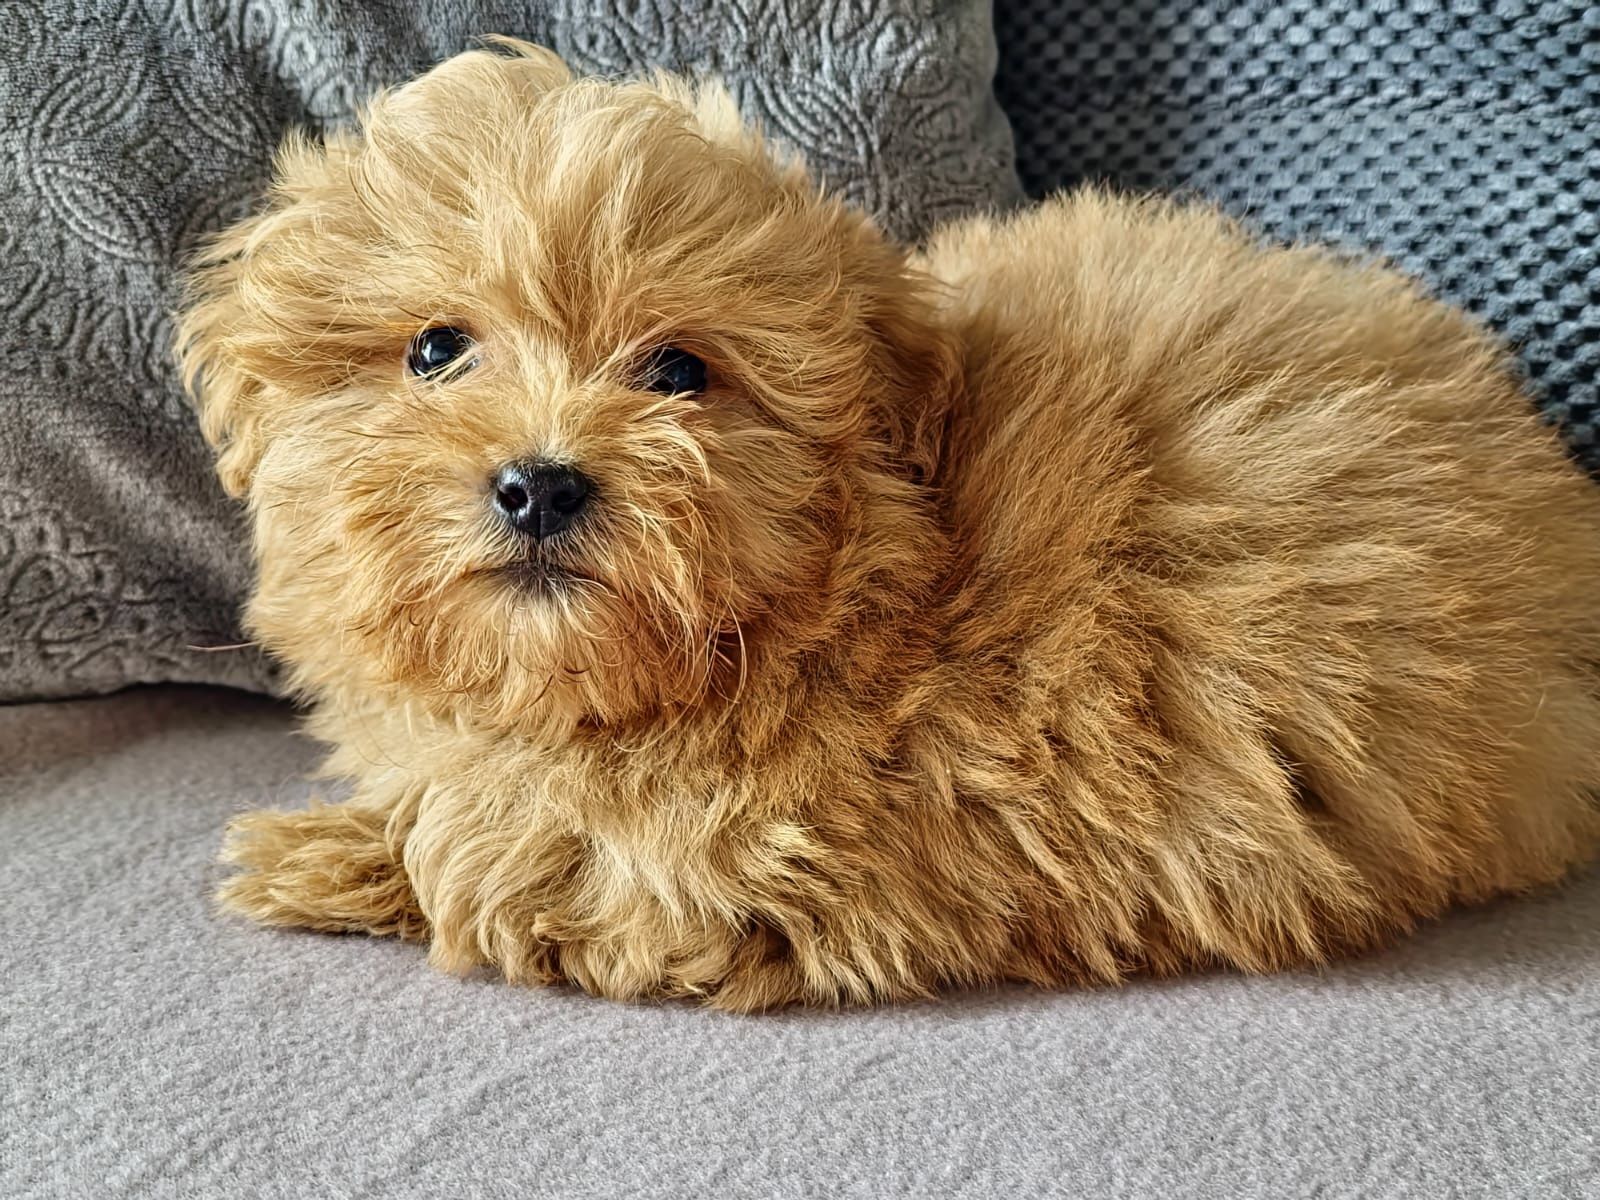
[0,1,1019,701]
[994,0,1599,475]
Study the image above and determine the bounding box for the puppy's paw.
[218,803,428,941]
[705,959,809,1013]
[702,922,815,1013]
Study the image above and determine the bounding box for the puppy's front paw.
[701,922,816,1013]
[218,803,428,941]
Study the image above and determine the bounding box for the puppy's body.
[183,44,1600,1010]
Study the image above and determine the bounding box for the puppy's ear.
[650,73,813,182]
[384,37,571,124]
[863,270,964,484]
[175,140,339,500]
[176,215,273,499]
[680,77,759,154]
[175,42,574,501]
[660,76,963,481]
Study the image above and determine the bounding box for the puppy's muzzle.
[492,459,592,541]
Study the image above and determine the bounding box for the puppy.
[177,40,1600,1010]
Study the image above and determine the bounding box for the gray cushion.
[0,0,1019,702]
[4,687,1597,1197]
[994,0,1600,475]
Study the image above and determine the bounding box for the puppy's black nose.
[491,460,592,540]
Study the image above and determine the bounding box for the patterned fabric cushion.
[0,0,1019,700]
[995,0,1600,475]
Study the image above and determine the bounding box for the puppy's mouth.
[499,561,568,594]
[488,554,599,597]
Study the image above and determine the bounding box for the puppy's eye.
[638,346,707,395]
[407,325,475,377]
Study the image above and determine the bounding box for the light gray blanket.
[5,686,1598,1198]
[0,0,1018,702]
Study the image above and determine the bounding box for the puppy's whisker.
[329,429,420,448]
[524,670,559,708]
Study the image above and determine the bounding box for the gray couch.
[6,4,1599,1197]
[8,689,1599,1196]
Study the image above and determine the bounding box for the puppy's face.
[179,43,956,730]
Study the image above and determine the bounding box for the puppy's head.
[178,40,959,730]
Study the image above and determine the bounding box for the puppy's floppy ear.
[175,214,274,499]
[660,76,963,482]
[175,41,574,501]
[679,76,760,155]
[651,72,815,183]
[862,267,964,484]
[177,124,349,500]
[174,145,335,501]
[384,36,571,125]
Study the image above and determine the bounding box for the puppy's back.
[919,190,1600,957]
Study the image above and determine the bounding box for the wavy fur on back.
[177,41,1600,1009]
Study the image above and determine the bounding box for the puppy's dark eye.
[639,346,707,395]
[407,325,475,377]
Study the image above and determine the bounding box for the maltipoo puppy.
[177,40,1600,1010]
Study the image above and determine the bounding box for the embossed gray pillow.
[0,1,1019,701]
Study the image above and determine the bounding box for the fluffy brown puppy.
[177,41,1600,1011]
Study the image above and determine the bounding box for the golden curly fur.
[176,41,1600,1010]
